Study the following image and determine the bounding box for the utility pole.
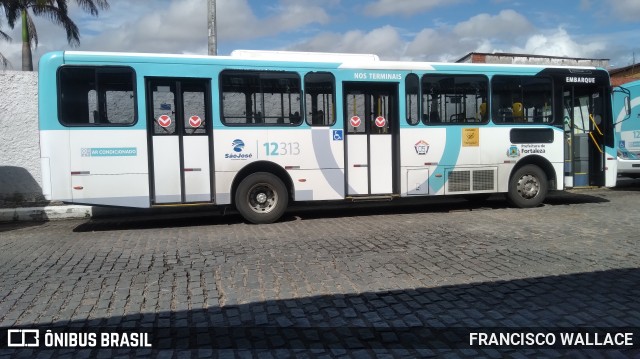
[208,0,217,55]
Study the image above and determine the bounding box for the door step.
[347,195,397,202]
[152,202,215,208]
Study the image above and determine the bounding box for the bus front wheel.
[507,164,548,208]
[235,172,288,224]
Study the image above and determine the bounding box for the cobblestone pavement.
[1,181,640,358]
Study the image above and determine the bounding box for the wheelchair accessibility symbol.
[332,130,343,141]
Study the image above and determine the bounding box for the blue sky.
[1,0,640,69]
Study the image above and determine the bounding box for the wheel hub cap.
[247,183,278,214]
[255,192,267,204]
[518,175,540,199]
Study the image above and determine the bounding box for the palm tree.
[0,17,11,69]
[1,0,109,71]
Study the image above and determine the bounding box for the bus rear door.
[343,82,399,196]
[146,78,214,204]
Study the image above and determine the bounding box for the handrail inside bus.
[589,114,603,136]
[588,132,603,153]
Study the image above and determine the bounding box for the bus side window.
[305,72,336,126]
[491,75,553,124]
[220,70,302,126]
[58,66,136,126]
[290,111,301,123]
[88,89,98,123]
[405,74,419,125]
[429,110,440,123]
[478,102,487,122]
[421,74,488,125]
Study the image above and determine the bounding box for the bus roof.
[58,50,604,72]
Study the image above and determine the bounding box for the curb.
[0,205,92,222]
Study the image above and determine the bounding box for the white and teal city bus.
[38,50,617,223]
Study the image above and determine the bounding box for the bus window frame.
[405,73,420,126]
[490,74,554,125]
[219,69,304,127]
[56,65,138,128]
[304,71,336,127]
[420,73,490,126]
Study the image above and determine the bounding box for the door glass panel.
[563,85,605,184]
[183,88,206,135]
[153,85,176,135]
[346,93,366,133]
[564,88,605,139]
[370,93,390,134]
[563,88,576,177]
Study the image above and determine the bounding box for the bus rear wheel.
[235,172,288,224]
[507,164,548,208]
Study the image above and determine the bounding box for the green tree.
[0,17,11,68]
[1,0,109,71]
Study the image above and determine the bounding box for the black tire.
[235,172,288,224]
[507,164,548,208]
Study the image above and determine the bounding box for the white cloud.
[0,0,336,68]
[0,3,630,71]
[213,0,330,41]
[259,1,331,38]
[513,28,607,59]
[292,10,610,63]
[73,0,205,53]
[364,0,463,17]
[404,29,458,61]
[292,26,405,59]
[453,10,533,41]
[78,0,332,48]
[0,41,22,70]
[606,0,640,22]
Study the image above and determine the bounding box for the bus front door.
[343,82,398,196]
[563,85,607,187]
[146,78,213,204]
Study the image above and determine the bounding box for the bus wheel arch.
[231,162,294,223]
[507,156,555,208]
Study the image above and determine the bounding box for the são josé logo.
[232,139,245,152]
[226,139,252,160]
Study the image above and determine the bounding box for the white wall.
[0,71,44,205]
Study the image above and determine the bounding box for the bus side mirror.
[625,96,631,116]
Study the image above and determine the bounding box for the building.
[609,63,640,86]
[456,52,610,68]
[457,51,640,87]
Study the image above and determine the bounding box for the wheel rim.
[246,182,278,214]
[516,173,540,200]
